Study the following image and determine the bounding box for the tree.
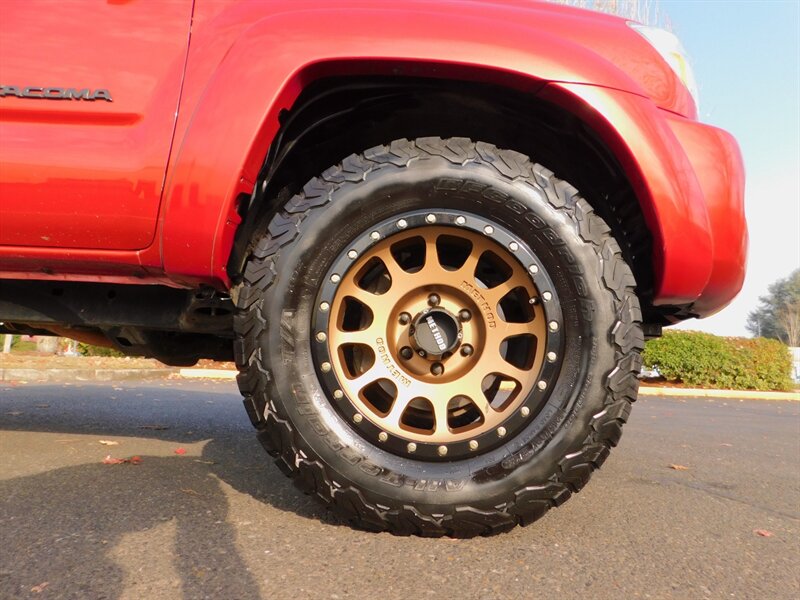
[547,0,668,27]
[746,269,800,346]
[776,301,800,348]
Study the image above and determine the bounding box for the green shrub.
[643,330,793,391]
[76,342,124,357]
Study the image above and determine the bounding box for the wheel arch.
[222,72,661,318]
[161,6,712,317]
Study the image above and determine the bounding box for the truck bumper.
[541,83,747,319]
[665,116,747,317]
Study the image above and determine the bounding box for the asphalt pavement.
[1,380,798,600]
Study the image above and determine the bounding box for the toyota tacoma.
[0,0,747,536]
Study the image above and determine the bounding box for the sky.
[660,0,800,336]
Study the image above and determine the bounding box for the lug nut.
[458,309,472,322]
[460,344,474,357]
[427,293,440,306]
[430,362,444,376]
[398,312,411,325]
[399,346,414,360]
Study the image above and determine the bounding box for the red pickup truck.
[0,1,746,536]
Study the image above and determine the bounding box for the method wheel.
[234,137,644,537]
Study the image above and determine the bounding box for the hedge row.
[643,330,793,391]
[76,342,124,357]
[6,335,124,357]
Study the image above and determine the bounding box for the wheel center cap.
[412,308,461,356]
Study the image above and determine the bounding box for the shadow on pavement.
[0,382,339,598]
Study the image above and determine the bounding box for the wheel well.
[229,77,657,318]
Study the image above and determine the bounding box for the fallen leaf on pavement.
[194,459,216,465]
[174,447,187,455]
[99,440,119,446]
[754,529,774,537]
[181,488,201,496]
[668,464,690,471]
[720,443,733,447]
[31,582,49,593]
[102,455,142,465]
[6,411,23,416]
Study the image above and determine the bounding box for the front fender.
[160,1,711,306]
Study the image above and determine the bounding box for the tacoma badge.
[0,86,113,101]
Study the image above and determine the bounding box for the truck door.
[0,0,193,250]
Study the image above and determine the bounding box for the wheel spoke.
[347,363,383,390]
[381,254,417,296]
[342,280,383,309]
[332,324,382,346]
[455,251,481,281]
[466,392,493,420]
[418,233,443,278]
[383,390,414,429]
[432,399,451,436]
[466,351,527,390]
[439,373,492,418]
[496,320,543,340]
[496,364,534,387]
[482,280,517,307]
[500,321,531,337]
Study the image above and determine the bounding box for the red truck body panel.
[0,0,746,317]
[0,0,192,251]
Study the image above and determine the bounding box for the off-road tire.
[233,137,643,537]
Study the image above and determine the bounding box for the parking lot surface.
[1,380,798,599]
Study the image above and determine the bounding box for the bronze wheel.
[234,138,643,537]
[312,211,563,460]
